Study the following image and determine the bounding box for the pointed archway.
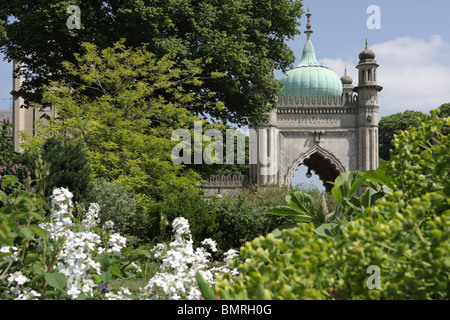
[283,145,344,192]
[302,152,341,191]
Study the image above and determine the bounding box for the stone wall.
[200,174,249,200]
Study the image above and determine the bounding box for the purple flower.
[97,283,109,294]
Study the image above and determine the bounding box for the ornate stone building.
[249,9,382,191]
[11,59,55,153]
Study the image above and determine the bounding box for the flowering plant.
[144,217,238,300]
[0,184,133,300]
[1,177,239,300]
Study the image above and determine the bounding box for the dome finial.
[359,39,376,60]
[305,6,313,40]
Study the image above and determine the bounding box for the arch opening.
[288,151,342,192]
[291,164,326,192]
[303,152,341,192]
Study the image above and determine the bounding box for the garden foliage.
[209,110,449,300]
[0,182,134,300]
[0,118,14,164]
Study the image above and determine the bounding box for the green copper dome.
[279,39,343,97]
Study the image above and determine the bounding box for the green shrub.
[135,188,216,247]
[90,179,137,234]
[214,223,333,300]
[0,118,14,164]
[387,110,449,199]
[334,191,449,299]
[15,137,93,206]
[211,110,449,300]
[208,186,295,253]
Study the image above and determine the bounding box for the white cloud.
[320,35,450,116]
[319,57,358,84]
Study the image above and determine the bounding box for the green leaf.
[19,226,34,239]
[290,191,314,215]
[0,191,7,204]
[293,215,313,223]
[29,225,49,239]
[196,271,217,300]
[314,223,339,238]
[24,253,40,264]
[110,266,121,277]
[377,213,386,223]
[344,197,361,213]
[92,274,101,285]
[45,273,67,291]
[361,189,372,208]
[331,185,344,206]
[100,270,112,283]
[97,252,111,271]
[270,223,300,238]
[137,249,152,259]
[266,205,301,217]
[348,174,368,196]
[363,162,393,189]
[1,175,18,189]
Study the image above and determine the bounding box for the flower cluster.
[6,271,41,300]
[145,217,238,300]
[1,187,239,300]
[106,233,127,255]
[39,188,127,299]
[82,203,101,229]
[0,161,32,194]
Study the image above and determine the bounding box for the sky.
[1,0,449,189]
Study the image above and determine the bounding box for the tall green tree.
[16,137,93,205]
[437,102,450,117]
[21,40,223,202]
[378,110,423,161]
[1,0,303,126]
[379,103,450,161]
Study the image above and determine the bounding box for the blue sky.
[1,0,449,189]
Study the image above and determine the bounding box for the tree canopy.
[1,0,304,126]
[21,40,225,202]
[378,110,423,161]
[378,103,450,161]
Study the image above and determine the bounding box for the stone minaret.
[354,40,383,171]
[340,67,354,98]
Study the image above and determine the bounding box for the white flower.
[201,238,218,252]
[67,286,81,299]
[103,220,115,230]
[8,271,30,285]
[82,203,101,228]
[130,262,141,273]
[107,233,127,255]
[145,217,237,300]
[0,245,18,253]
